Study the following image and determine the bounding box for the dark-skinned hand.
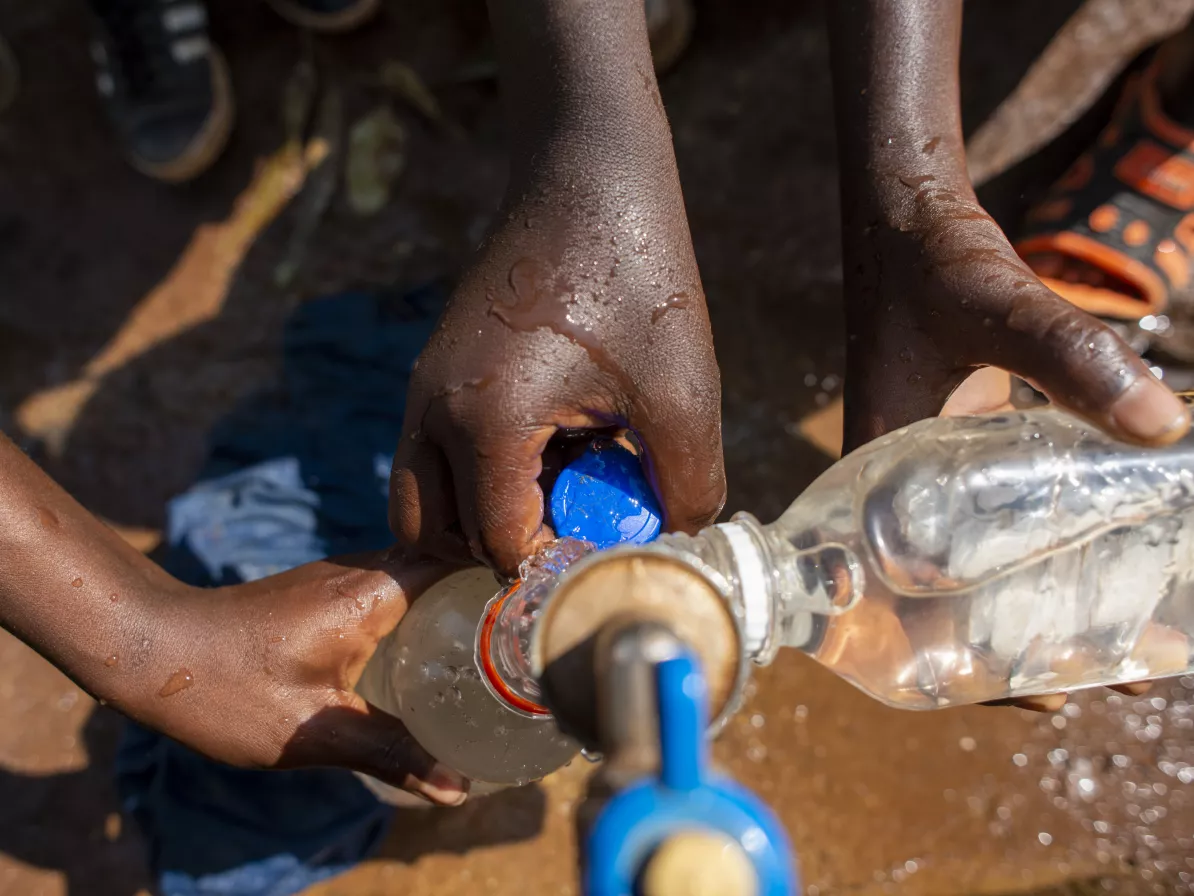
[389,0,725,575]
[841,187,1183,713]
[840,181,1191,454]
[110,552,470,805]
[827,0,1189,712]
[0,434,468,805]
[390,197,724,575]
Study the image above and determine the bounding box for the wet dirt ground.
[1,0,1193,893]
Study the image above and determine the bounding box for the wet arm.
[486,0,682,204]
[827,0,1188,448]
[0,434,194,703]
[827,0,971,255]
[391,0,724,572]
[0,435,463,799]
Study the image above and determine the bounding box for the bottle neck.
[477,538,598,717]
[479,584,551,715]
[660,515,865,664]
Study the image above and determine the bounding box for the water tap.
[581,618,796,896]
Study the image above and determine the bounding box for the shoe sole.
[265,0,381,33]
[130,47,235,183]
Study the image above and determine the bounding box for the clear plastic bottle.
[356,543,591,799]
[356,440,663,802]
[654,405,1194,710]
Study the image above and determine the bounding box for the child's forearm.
[486,0,679,194]
[0,434,465,801]
[828,0,972,231]
[0,433,188,704]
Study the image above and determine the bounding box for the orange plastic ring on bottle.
[479,584,552,716]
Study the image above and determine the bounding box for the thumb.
[313,696,469,806]
[989,290,1189,445]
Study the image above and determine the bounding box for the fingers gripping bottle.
[561,403,1194,712]
[356,441,662,802]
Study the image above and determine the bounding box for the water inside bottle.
[776,410,1194,708]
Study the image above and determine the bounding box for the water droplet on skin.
[104,654,118,667]
[650,292,690,324]
[158,669,194,697]
[269,635,283,644]
[450,686,463,705]
[907,373,922,385]
[898,348,913,362]
[109,593,119,603]
[71,578,83,588]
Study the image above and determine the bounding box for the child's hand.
[0,435,465,804]
[390,203,724,575]
[100,553,469,806]
[839,190,1191,452]
[389,0,725,575]
[826,0,1190,454]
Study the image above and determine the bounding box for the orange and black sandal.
[1016,61,1194,326]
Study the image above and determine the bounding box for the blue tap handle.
[583,652,797,896]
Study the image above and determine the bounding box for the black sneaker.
[265,0,380,33]
[89,0,233,182]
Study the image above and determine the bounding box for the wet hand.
[839,187,1182,714]
[106,552,469,806]
[390,198,725,575]
[839,186,1190,453]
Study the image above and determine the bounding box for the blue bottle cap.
[549,440,663,551]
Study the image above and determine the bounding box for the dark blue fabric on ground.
[117,286,444,896]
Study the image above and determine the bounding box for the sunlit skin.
[0,0,1180,791]
[394,0,1190,583]
[828,0,1189,454]
[389,0,726,577]
[0,434,468,806]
